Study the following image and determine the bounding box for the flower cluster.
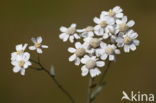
[59,6,140,78]
[11,36,48,75]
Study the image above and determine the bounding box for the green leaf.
[50,66,55,77]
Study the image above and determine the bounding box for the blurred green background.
[1,0,156,103]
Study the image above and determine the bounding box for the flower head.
[29,36,48,54]
[94,13,115,37]
[116,30,139,53]
[11,44,28,61]
[101,6,123,18]
[68,42,87,66]
[59,24,80,43]
[11,52,31,75]
[80,55,105,78]
[116,16,135,33]
[96,43,120,61]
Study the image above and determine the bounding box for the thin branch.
[99,61,111,84]
[30,59,75,103]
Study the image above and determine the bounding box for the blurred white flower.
[94,13,115,38]
[11,52,31,75]
[96,43,120,61]
[77,26,94,38]
[11,44,28,61]
[68,42,87,66]
[59,24,80,43]
[80,55,105,78]
[83,37,103,54]
[101,6,123,18]
[116,30,139,53]
[116,16,135,33]
[29,36,48,54]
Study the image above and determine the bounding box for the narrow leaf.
[50,66,55,77]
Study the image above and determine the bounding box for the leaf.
[50,66,55,77]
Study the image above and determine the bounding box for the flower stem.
[90,61,111,102]
[30,59,75,103]
[99,61,111,84]
[88,76,94,103]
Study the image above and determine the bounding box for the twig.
[30,59,75,103]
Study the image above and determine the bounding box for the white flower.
[101,6,123,18]
[116,16,135,33]
[116,30,139,53]
[11,44,28,61]
[29,36,48,54]
[77,26,94,38]
[80,55,105,78]
[11,52,31,75]
[83,37,103,54]
[68,42,87,66]
[96,43,120,61]
[59,24,80,43]
[94,13,115,38]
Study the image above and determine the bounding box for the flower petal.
[60,26,67,32]
[41,45,48,48]
[29,46,36,50]
[130,44,136,51]
[75,58,80,66]
[69,54,76,62]
[13,67,21,73]
[109,55,115,61]
[96,61,105,67]
[90,68,101,78]
[116,13,123,18]
[93,17,100,24]
[63,34,69,42]
[20,69,25,75]
[127,20,135,27]
[71,23,76,28]
[69,36,74,43]
[124,45,130,53]
[37,36,42,43]
[37,48,43,54]
[16,44,22,51]
[101,53,108,60]
[31,37,36,43]
[75,42,82,48]
[81,66,88,77]
[68,47,76,53]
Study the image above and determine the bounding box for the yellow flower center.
[124,36,131,44]
[35,43,41,48]
[105,47,113,55]
[86,60,96,69]
[19,60,24,67]
[119,23,127,32]
[100,21,107,27]
[66,27,75,35]
[16,50,22,55]
[75,48,85,57]
[108,10,115,16]
[89,38,100,48]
